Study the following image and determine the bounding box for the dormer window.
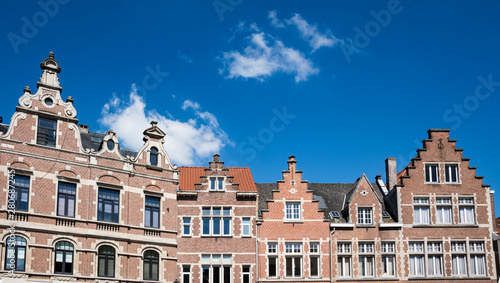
[37,117,57,147]
[150,147,158,166]
[209,177,224,191]
[357,207,373,225]
[106,140,115,151]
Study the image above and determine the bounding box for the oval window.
[44,97,53,106]
[107,140,115,151]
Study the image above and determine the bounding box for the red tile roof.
[179,167,258,192]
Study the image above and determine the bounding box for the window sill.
[357,224,376,228]
[284,220,303,223]
[200,235,233,238]
[412,224,478,228]
[181,234,192,238]
[145,165,163,172]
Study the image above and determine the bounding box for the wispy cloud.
[99,85,231,165]
[268,10,285,28]
[177,50,193,64]
[220,29,319,82]
[286,14,342,52]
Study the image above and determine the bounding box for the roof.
[0,124,9,134]
[80,131,138,158]
[179,167,258,192]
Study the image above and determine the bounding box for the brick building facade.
[0,54,497,283]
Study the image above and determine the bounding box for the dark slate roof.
[80,131,138,158]
[0,124,9,134]
[256,182,386,220]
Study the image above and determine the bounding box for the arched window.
[55,241,74,274]
[150,147,158,166]
[98,245,115,278]
[143,250,159,281]
[4,236,26,271]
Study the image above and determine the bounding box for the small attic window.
[329,211,341,219]
[91,136,101,143]
[150,147,158,166]
[382,211,391,219]
[106,140,115,151]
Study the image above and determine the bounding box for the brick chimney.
[79,124,89,133]
[385,157,397,191]
[209,154,224,170]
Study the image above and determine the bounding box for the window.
[143,250,159,281]
[469,242,486,276]
[436,198,452,224]
[209,177,224,191]
[409,242,425,277]
[4,236,26,271]
[358,243,374,277]
[427,242,443,276]
[37,117,56,147]
[12,175,29,211]
[285,203,300,220]
[458,198,475,224]
[337,243,351,277]
[202,207,231,236]
[57,182,76,218]
[98,245,115,277]
[106,139,115,151]
[241,218,250,236]
[381,243,396,277]
[150,147,158,166]
[357,208,372,224]
[285,243,302,278]
[145,196,160,228]
[413,198,429,224]
[183,217,191,236]
[201,254,232,283]
[445,164,459,183]
[242,265,250,283]
[425,164,439,183]
[309,243,320,277]
[182,265,190,283]
[451,242,467,276]
[97,188,119,223]
[54,241,73,274]
[268,243,278,278]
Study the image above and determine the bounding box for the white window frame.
[241,265,251,283]
[309,242,320,278]
[337,242,351,278]
[451,242,468,276]
[200,254,232,283]
[357,207,373,225]
[427,242,443,277]
[267,243,278,278]
[469,242,486,276]
[182,265,190,283]
[381,242,396,277]
[445,163,460,183]
[436,197,452,224]
[413,197,430,225]
[458,198,475,224]
[358,243,374,277]
[409,242,425,277]
[182,217,191,236]
[425,164,439,183]
[209,177,225,191]
[201,207,232,236]
[241,218,251,237]
[285,202,301,221]
[285,243,302,278]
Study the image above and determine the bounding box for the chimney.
[209,154,223,169]
[385,157,397,191]
[0,117,3,124]
[79,124,89,133]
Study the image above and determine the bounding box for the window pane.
[218,178,224,190]
[202,266,210,283]
[294,257,301,276]
[213,218,221,234]
[223,218,231,235]
[152,208,159,228]
[269,257,277,277]
[286,257,293,276]
[311,256,319,276]
[203,218,210,234]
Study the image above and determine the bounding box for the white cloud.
[220,31,319,82]
[182,99,200,111]
[286,13,342,52]
[177,50,193,64]
[268,10,285,28]
[99,85,231,165]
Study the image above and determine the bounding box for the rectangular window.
[201,254,232,283]
[241,218,250,236]
[425,164,439,183]
[183,217,191,236]
[445,164,459,183]
[97,188,119,223]
[409,242,425,277]
[427,242,443,276]
[242,265,250,283]
[12,175,30,211]
[358,243,374,277]
[309,243,320,277]
[285,243,302,278]
[459,198,475,224]
[182,265,190,283]
[57,182,76,217]
[285,203,300,220]
[202,207,232,236]
[209,177,224,190]
[268,243,278,278]
[337,243,351,277]
[469,242,486,276]
[357,208,372,225]
[37,117,57,147]
[381,242,396,277]
[436,198,452,224]
[413,198,429,224]
[145,196,160,228]
[451,242,467,276]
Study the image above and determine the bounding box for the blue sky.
[1,1,500,214]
